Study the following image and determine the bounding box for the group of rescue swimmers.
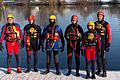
[0,10,112,79]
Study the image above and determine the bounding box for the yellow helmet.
[49,15,56,20]
[7,13,14,18]
[87,21,95,29]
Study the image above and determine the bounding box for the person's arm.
[0,25,6,43]
[59,27,64,48]
[78,25,84,41]
[106,23,112,44]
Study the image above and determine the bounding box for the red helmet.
[28,15,36,21]
[97,10,104,16]
[71,15,78,21]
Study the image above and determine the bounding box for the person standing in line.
[64,15,84,77]
[42,15,64,75]
[95,10,112,77]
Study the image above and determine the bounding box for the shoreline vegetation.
[0,1,120,6]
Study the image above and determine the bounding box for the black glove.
[81,49,85,56]
[105,47,110,52]
[96,49,100,57]
[42,45,45,53]
[97,48,100,53]
[60,46,64,52]
[38,46,40,50]
[20,40,24,49]
[105,43,110,52]
[108,43,110,47]
[0,43,4,52]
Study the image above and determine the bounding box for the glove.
[108,43,110,47]
[60,46,64,52]
[105,47,109,52]
[97,49,100,53]
[81,49,85,56]
[105,43,110,52]
[20,40,24,49]
[42,45,45,53]
[96,49,100,57]
[38,46,40,50]
[0,43,4,52]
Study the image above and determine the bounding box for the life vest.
[45,26,60,42]
[4,24,20,42]
[84,31,97,46]
[27,26,39,38]
[96,21,106,36]
[67,25,81,41]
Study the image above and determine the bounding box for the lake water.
[0,4,120,70]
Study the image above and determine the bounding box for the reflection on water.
[0,4,120,70]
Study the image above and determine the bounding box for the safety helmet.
[28,15,36,21]
[49,15,56,20]
[87,21,95,29]
[97,10,104,16]
[7,13,14,19]
[71,15,78,21]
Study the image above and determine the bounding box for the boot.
[55,63,61,75]
[44,63,50,74]
[91,72,96,79]
[25,68,31,73]
[86,72,90,79]
[7,67,11,74]
[66,69,71,76]
[102,72,107,77]
[34,68,38,72]
[95,70,101,75]
[17,66,22,73]
[34,52,38,72]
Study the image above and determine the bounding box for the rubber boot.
[66,68,71,76]
[55,63,61,75]
[86,72,90,79]
[91,72,96,79]
[102,72,107,77]
[17,66,22,73]
[44,63,50,74]
[7,67,11,74]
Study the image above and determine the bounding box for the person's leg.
[91,60,96,79]
[66,46,73,76]
[85,49,91,79]
[14,42,21,73]
[101,50,107,77]
[7,54,12,74]
[33,51,38,72]
[74,45,80,77]
[15,54,21,73]
[53,50,61,75]
[44,50,52,74]
[6,42,13,74]
[25,51,32,73]
[96,51,102,75]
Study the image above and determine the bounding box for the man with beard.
[95,10,112,77]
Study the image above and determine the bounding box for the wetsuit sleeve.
[0,25,6,43]
[106,23,112,43]
[58,27,65,48]
[64,26,69,41]
[41,26,47,46]
[81,33,86,50]
[38,26,41,46]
